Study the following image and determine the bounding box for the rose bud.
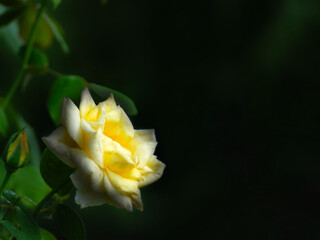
[2,128,30,171]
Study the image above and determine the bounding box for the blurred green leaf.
[0,107,8,137]
[43,11,69,53]
[0,17,23,55]
[6,166,51,208]
[16,207,41,240]
[40,148,74,196]
[0,233,10,240]
[0,220,24,240]
[40,228,56,240]
[19,5,53,50]
[2,190,18,205]
[19,46,49,75]
[47,75,86,125]
[19,46,49,66]
[51,0,61,9]
[89,83,138,116]
[56,204,86,240]
[0,207,5,221]
[0,5,25,27]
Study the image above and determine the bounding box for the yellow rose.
[43,88,165,211]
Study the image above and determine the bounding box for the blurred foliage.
[18,4,53,50]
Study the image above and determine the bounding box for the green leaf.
[0,5,25,27]
[16,207,41,240]
[0,220,24,240]
[56,204,86,240]
[47,75,86,125]
[50,0,61,9]
[19,46,49,74]
[40,148,75,196]
[18,5,53,50]
[40,228,56,240]
[0,232,10,240]
[6,166,51,208]
[43,11,69,53]
[89,83,138,116]
[0,13,23,54]
[2,190,18,205]
[0,107,8,137]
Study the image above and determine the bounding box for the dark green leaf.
[56,204,86,240]
[0,207,5,221]
[40,148,75,196]
[2,190,18,204]
[89,83,138,116]
[0,107,8,136]
[40,228,56,240]
[47,75,86,125]
[16,207,41,240]
[43,11,69,53]
[0,232,10,240]
[0,5,25,27]
[19,46,49,74]
[0,220,24,240]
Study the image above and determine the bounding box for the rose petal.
[80,87,96,118]
[131,189,143,211]
[70,171,89,190]
[139,156,165,188]
[81,119,96,134]
[106,168,139,194]
[88,129,104,168]
[42,127,75,167]
[102,135,135,173]
[99,93,117,113]
[87,106,106,131]
[60,98,83,147]
[131,130,157,169]
[70,149,104,192]
[103,174,133,211]
[75,189,107,208]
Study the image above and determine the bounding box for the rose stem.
[1,0,49,109]
[0,170,13,196]
[32,177,72,217]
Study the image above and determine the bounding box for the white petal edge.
[42,127,75,167]
[80,87,96,118]
[75,189,107,208]
[70,149,104,192]
[133,130,158,169]
[60,98,83,147]
[103,173,133,211]
[139,156,166,188]
[88,129,104,168]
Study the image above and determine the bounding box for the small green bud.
[2,128,30,171]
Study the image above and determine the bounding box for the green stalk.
[33,177,71,217]
[1,0,48,109]
[0,171,12,196]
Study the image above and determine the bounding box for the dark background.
[2,0,320,239]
